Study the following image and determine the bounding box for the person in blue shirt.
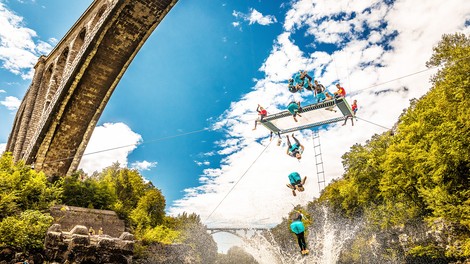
[286,134,304,160]
[286,172,307,196]
[290,212,309,255]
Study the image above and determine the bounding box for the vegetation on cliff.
[0,155,217,261]
[0,154,59,251]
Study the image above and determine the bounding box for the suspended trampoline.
[260,97,354,134]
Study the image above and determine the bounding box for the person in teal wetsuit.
[290,212,309,255]
[287,101,302,122]
[286,134,304,160]
[288,70,314,93]
[286,171,306,196]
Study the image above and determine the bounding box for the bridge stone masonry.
[6,0,178,176]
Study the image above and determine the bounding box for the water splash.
[237,206,360,264]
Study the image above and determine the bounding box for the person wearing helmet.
[290,212,309,255]
[286,172,307,196]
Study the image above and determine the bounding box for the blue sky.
[1,0,469,241]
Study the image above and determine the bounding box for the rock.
[70,234,90,247]
[48,223,62,232]
[119,232,134,241]
[97,237,116,250]
[133,243,198,264]
[70,225,88,236]
[44,224,134,264]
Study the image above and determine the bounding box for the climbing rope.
[204,139,274,223]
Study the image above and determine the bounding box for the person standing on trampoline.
[313,80,327,103]
[287,101,302,122]
[253,104,268,130]
[334,83,346,98]
[343,99,357,126]
[286,134,304,160]
[290,212,309,255]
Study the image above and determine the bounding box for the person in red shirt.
[343,99,357,126]
[253,104,268,130]
[334,83,346,98]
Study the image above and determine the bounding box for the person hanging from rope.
[290,212,309,255]
[343,99,357,126]
[287,101,302,122]
[286,172,307,196]
[286,134,304,160]
[334,83,346,98]
[253,104,268,130]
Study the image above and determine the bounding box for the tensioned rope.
[352,54,470,93]
[204,139,274,223]
[41,54,470,164]
[355,116,391,130]
[47,127,210,164]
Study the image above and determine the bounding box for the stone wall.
[49,205,125,238]
[45,224,134,264]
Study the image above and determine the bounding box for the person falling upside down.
[286,172,307,196]
[288,78,302,93]
[290,212,309,255]
[286,134,304,160]
[288,70,314,93]
[287,101,302,122]
[253,104,267,130]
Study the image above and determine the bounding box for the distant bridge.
[206,227,270,238]
[6,0,178,176]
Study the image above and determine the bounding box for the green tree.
[0,210,54,250]
[130,188,166,230]
[0,153,62,218]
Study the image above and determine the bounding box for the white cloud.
[0,96,20,110]
[195,160,210,166]
[169,0,470,227]
[0,90,5,93]
[0,2,54,79]
[131,160,158,171]
[78,122,142,175]
[232,8,277,27]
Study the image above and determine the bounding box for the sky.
[1,0,470,252]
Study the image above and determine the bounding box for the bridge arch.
[91,4,108,29]
[68,28,87,67]
[6,0,180,176]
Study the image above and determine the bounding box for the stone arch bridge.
[206,227,270,240]
[6,0,178,176]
